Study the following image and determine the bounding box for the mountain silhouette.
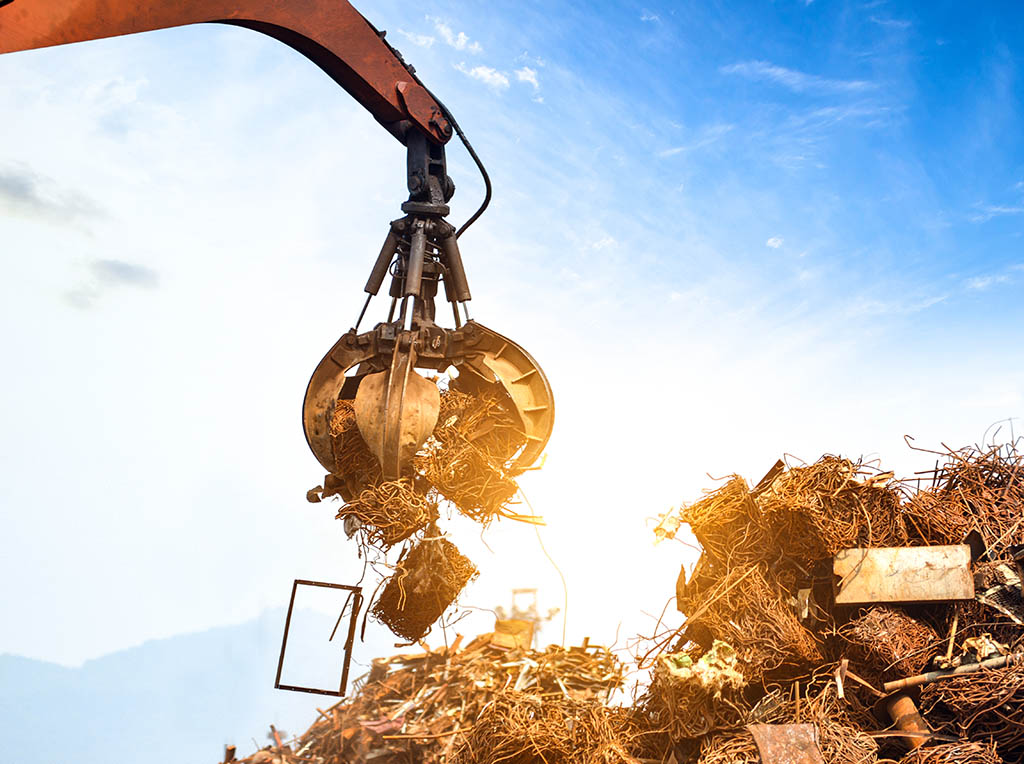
[1,608,398,764]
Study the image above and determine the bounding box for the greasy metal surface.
[303,320,553,476]
[354,347,440,480]
[834,545,974,605]
[275,579,363,697]
[746,724,825,764]
[0,0,451,143]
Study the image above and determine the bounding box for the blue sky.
[1,0,1022,667]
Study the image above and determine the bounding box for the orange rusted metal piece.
[0,0,451,144]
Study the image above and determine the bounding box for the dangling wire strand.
[518,488,568,648]
[414,82,492,239]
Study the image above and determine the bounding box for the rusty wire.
[838,606,941,682]
[414,387,527,524]
[671,457,910,591]
[453,692,650,764]
[919,663,1024,758]
[898,740,1003,764]
[638,643,751,740]
[285,639,631,764]
[371,533,478,642]
[699,679,879,764]
[329,398,383,490]
[338,479,437,549]
[677,563,824,681]
[756,455,910,561]
[901,441,1024,558]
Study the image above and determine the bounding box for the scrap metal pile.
[307,381,537,642]
[234,439,1024,764]
[646,440,1024,763]
[232,631,657,764]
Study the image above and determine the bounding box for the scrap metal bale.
[371,535,477,642]
[679,564,823,681]
[640,640,750,740]
[414,387,526,523]
[679,476,770,568]
[756,456,910,562]
[838,607,940,681]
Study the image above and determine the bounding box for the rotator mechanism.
[302,134,554,482]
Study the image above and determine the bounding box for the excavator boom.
[0,0,451,144]
[1,0,554,482]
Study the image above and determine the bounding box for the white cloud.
[516,51,546,68]
[720,60,875,93]
[589,234,617,250]
[396,29,435,48]
[969,204,1024,223]
[454,62,510,90]
[658,123,734,158]
[966,275,1010,290]
[870,16,912,29]
[515,67,539,90]
[429,17,482,53]
[766,237,784,249]
[640,11,661,22]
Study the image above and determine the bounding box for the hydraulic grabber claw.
[302,141,553,480]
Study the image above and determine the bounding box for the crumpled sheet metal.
[745,724,825,764]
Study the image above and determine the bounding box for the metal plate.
[834,545,974,605]
[746,724,825,764]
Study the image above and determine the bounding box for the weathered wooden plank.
[834,545,974,605]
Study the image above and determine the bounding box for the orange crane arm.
[0,0,452,145]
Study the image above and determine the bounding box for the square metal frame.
[274,579,363,697]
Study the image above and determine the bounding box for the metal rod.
[440,232,471,302]
[274,580,300,690]
[404,221,426,297]
[882,652,1022,693]
[365,227,400,295]
[354,293,372,331]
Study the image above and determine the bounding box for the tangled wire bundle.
[838,606,940,681]
[454,693,647,764]
[678,563,823,681]
[699,682,877,764]
[415,387,526,523]
[328,399,383,494]
[899,740,1003,764]
[338,479,436,549]
[919,664,1024,757]
[289,639,630,764]
[680,477,770,569]
[902,443,1024,557]
[639,642,750,740]
[757,456,909,562]
[371,534,478,642]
